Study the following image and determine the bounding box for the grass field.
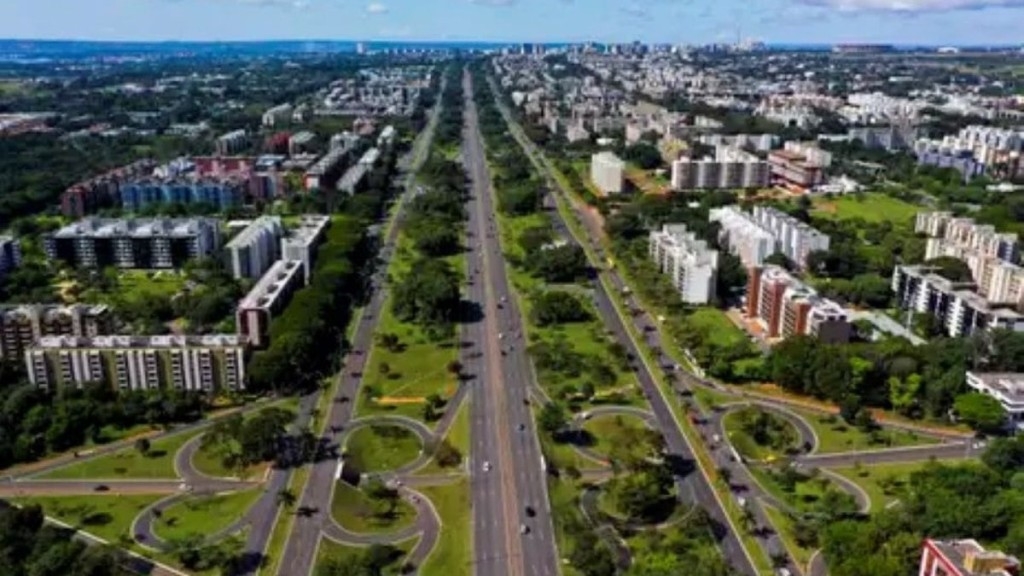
[794,408,937,454]
[419,479,471,576]
[10,494,162,544]
[829,459,967,512]
[750,466,839,514]
[330,482,417,534]
[762,503,814,569]
[686,308,748,348]
[812,193,919,225]
[723,407,800,462]
[418,399,469,475]
[315,535,417,576]
[345,425,423,473]
[154,488,262,542]
[38,429,202,480]
[691,386,739,412]
[581,414,650,461]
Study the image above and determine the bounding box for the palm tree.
[276,489,297,509]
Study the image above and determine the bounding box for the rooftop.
[238,259,303,310]
[32,333,243,350]
[50,217,217,239]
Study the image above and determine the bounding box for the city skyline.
[3,0,1024,46]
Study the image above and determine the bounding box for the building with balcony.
[24,334,246,392]
[44,218,221,270]
[919,538,1018,576]
[671,146,770,191]
[0,236,22,280]
[648,224,718,304]
[768,145,828,191]
[288,131,316,156]
[0,304,113,361]
[262,104,294,128]
[892,265,1024,338]
[235,259,305,348]
[751,206,830,270]
[590,151,625,194]
[225,216,284,280]
[708,206,775,268]
[60,160,159,218]
[745,265,851,343]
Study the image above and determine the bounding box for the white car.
[482,461,491,472]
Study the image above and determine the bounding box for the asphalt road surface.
[462,69,560,576]
[273,74,448,576]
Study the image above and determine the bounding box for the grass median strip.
[38,428,203,480]
[154,488,262,542]
[418,479,470,576]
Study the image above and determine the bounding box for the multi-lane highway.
[462,69,560,576]
[481,71,765,575]
[273,74,448,576]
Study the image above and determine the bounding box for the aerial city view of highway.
[3,2,1024,576]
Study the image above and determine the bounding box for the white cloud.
[366,1,388,13]
[797,0,1024,11]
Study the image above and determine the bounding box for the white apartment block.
[671,146,770,191]
[892,265,1024,338]
[783,141,832,168]
[281,215,331,284]
[262,103,294,128]
[226,216,284,280]
[752,206,830,269]
[25,334,246,392]
[216,129,248,156]
[648,224,718,304]
[590,151,625,194]
[708,206,776,268]
[698,133,779,152]
[966,371,1024,430]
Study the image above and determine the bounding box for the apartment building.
[225,216,284,280]
[891,265,1024,337]
[262,104,294,128]
[0,236,22,280]
[708,206,775,267]
[752,206,830,269]
[745,266,851,343]
[966,371,1024,430]
[235,259,305,348]
[0,304,113,360]
[60,160,159,218]
[648,224,718,304]
[281,215,331,283]
[216,129,248,156]
[119,157,248,212]
[44,218,221,270]
[697,133,778,152]
[671,146,770,191]
[590,151,625,194]
[768,147,827,190]
[288,131,316,156]
[337,148,380,195]
[377,125,396,147]
[919,539,1018,576]
[25,334,246,392]
[305,147,352,191]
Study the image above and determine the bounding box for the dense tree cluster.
[403,156,467,258]
[767,330,1024,430]
[392,258,461,335]
[316,543,407,576]
[201,407,299,471]
[0,503,130,576]
[821,441,1024,576]
[621,142,662,170]
[531,291,591,326]
[0,382,204,469]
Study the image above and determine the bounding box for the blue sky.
[3,0,1024,45]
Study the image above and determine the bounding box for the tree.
[529,244,588,283]
[622,142,662,170]
[446,360,463,377]
[277,489,297,508]
[392,258,461,331]
[537,402,568,435]
[378,362,391,377]
[954,392,1007,434]
[434,439,462,468]
[134,437,151,456]
[531,291,590,326]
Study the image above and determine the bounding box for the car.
[517,423,526,431]
[519,524,530,534]
[482,461,491,472]
[498,332,505,340]
[525,505,536,517]
[94,485,109,492]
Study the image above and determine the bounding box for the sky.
[2,0,1024,46]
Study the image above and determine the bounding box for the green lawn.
[691,386,739,412]
[686,308,748,348]
[358,235,460,422]
[723,407,800,463]
[315,535,417,576]
[154,488,263,542]
[750,466,844,514]
[330,482,417,534]
[418,399,469,475]
[829,459,966,513]
[812,193,919,225]
[38,429,202,480]
[581,414,649,460]
[419,480,471,576]
[547,478,586,576]
[794,408,937,453]
[345,425,423,473]
[762,503,814,569]
[9,494,162,544]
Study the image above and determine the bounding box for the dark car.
[525,505,536,517]
[94,485,109,492]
